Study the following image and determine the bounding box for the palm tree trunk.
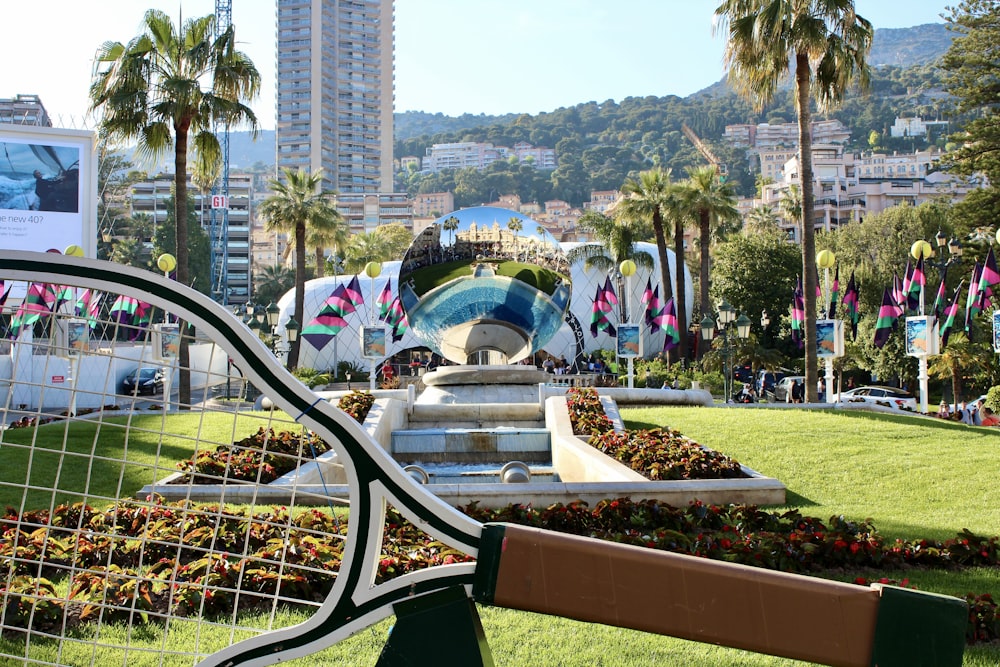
[288,221,307,369]
[315,247,325,278]
[796,52,818,403]
[673,217,688,361]
[175,125,191,410]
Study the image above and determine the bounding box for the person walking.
[791,379,803,404]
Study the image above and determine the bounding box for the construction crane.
[681,122,728,178]
[209,0,232,305]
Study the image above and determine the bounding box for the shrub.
[985,386,1000,412]
[292,367,332,389]
[565,387,613,436]
[1,499,999,645]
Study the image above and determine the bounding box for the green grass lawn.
[0,411,292,510]
[622,407,999,542]
[1,407,998,665]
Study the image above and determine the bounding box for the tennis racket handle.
[472,523,965,667]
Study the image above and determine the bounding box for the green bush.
[291,367,332,388]
[985,386,1000,412]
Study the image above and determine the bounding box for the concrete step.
[391,426,551,463]
[409,402,543,423]
[410,420,545,430]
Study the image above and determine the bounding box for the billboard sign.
[0,124,96,261]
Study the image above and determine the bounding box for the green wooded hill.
[391,23,955,208]
[220,24,955,208]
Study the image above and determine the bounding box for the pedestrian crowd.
[937,398,999,426]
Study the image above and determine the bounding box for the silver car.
[774,376,805,402]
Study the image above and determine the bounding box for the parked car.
[732,363,753,384]
[833,385,916,412]
[122,367,164,396]
[774,376,805,402]
[755,369,789,398]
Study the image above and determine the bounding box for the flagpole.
[817,250,836,402]
[912,241,933,414]
[619,260,636,390]
[364,262,382,391]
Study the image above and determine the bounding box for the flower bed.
[175,427,332,485]
[172,393,374,485]
[338,390,375,423]
[565,387,748,480]
[1,498,997,644]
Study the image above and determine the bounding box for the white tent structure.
[274,243,693,372]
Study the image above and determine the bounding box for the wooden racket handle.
[473,523,965,667]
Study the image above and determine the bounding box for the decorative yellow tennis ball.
[816,249,836,269]
[364,261,382,278]
[63,245,84,257]
[157,253,177,273]
[910,239,933,260]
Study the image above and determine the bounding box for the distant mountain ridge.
[690,23,952,99]
[220,22,952,168]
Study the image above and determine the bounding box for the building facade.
[420,141,556,173]
[130,173,254,305]
[755,146,974,243]
[0,94,51,127]
[275,0,394,193]
[335,192,413,233]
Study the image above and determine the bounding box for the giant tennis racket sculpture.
[0,252,967,667]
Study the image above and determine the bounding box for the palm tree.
[258,168,339,369]
[928,332,987,412]
[679,166,739,325]
[567,210,654,322]
[442,215,460,258]
[715,0,873,401]
[745,205,780,233]
[616,168,689,359]
[506,216,523,261]
[307,210,348,279]
[90,9,260,406]
[252,264,295,305]
[90,9,259,290]
[342,231,393,275]
[778,184,803,227]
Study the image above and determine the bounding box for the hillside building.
[890,116,949,138]
[754,145,974,243]
[420,141,556,173]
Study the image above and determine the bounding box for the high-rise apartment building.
[276,0,394,194]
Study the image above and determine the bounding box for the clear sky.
[5,1,951,131]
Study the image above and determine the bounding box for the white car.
[834,385,917,412]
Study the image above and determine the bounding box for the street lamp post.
[701,301,750,403]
